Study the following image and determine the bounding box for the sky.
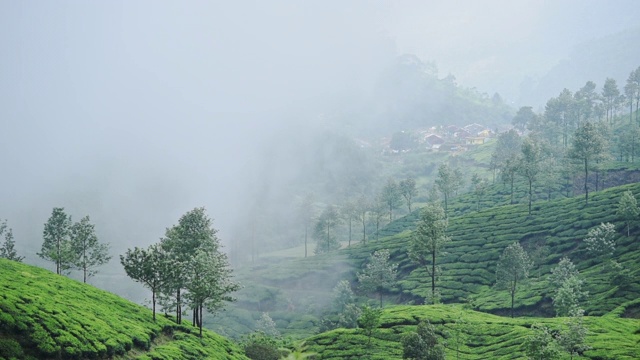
[1,1,639,273]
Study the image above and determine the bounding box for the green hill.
[210,181,640,339]
[0,259,248,360]
[305,304,640,359]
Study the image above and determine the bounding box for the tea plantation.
[0,259,248,360]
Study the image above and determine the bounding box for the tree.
[470,173,488,211]
[161,207,224,325]
[332,280,355,313]
[409,203,449,303]
[617,190,639,236]
[39,207,73,275]
[584,222,616,265]
[495,242,532,318]
[120,244,168,320]
[625,71,639,124]
[548,257,579,290]
[354,195,369,244]
[501,156,520,205]
[402,320,445,360]
[242,332,283,360]
[298,194,315,258]
[341,200,357,247]
[512,106,537,132]
[255,312,280,338]
[568,121,607,205]
[184,248,240,336]
[552,275,587,317]
[557,309,590,360]
[313,205,341,254]
[357,249,398,308]
[435,163,463,214]
[358,305,382,348]
[524,323,562,360]
[519,137,541,215]
[602,78,620,124]
[370,197,387,241]
[632,67,640,124]
[380,178,403,221]
[399,178,418,212]
[0,220,23,262]
[69,216,111,283]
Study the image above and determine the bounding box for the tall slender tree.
[380,178,403,221]
[399,178,418,213]
[602,78,620,123]
[519,137,541,215]
[39,207,73,275]
[617,190,639,236]
[568,121,607,205]
[70,216,111,283]
[435,164,463,214]
[495,242,532,318]
[120,244,169,321]
[409,203,449,302]
[357,249,398,308]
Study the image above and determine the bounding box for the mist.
[2,1,639,290]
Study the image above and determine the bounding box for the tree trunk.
[152,290,156,321]
[510,177,514,204]
[431,251,436,300]
[584,158,589,205]
[362,216,366,244]
[528,178,532,215]
[379,291,383,308]
[176,289,181,324]
[348,218,352,247]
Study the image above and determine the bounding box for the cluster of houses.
[376,123,495,155]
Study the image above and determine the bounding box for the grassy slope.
[305,304,640,360]
[0,259,248,360]
[212,181,640,340]
[349,182,640,316]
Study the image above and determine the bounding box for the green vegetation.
[304,304,640,359]
[0,258,247,359]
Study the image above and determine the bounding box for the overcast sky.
[1,1,638,265]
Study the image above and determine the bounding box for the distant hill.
[522,27,640,108]
[0,259,248,360]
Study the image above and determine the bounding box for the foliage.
[495,242,532,318]
[0,219,23,262]
[0,259,248,359]
[381,178,403,221]
[357,249,398,307]
[409,203,449,303]
[569,121,608,204]
[519,136,541,214]
[616,190,639,236]
[557,309,590,359]
[524,323,561,360]
[358,305,382,347]
[313,205,342,254]
[434,163,463,214]
[399,178,419,212]
[584,222,616,262]
[69,215,111,283]
[402,320,445,360]
[255,312,280,338]
[552,275,587,317]
[241,332,283,360]
[38,207,73,275]
[121,244,169,321]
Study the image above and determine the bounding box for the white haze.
[1,1,639,291]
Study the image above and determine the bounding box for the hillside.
[0,259,248,360]
[305,304,640,359]
[210,181,640,339]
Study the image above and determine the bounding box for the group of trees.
[120,207,239,337]
[491,66,640,211]
[37,207,111,283]
[309,176,419,255]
